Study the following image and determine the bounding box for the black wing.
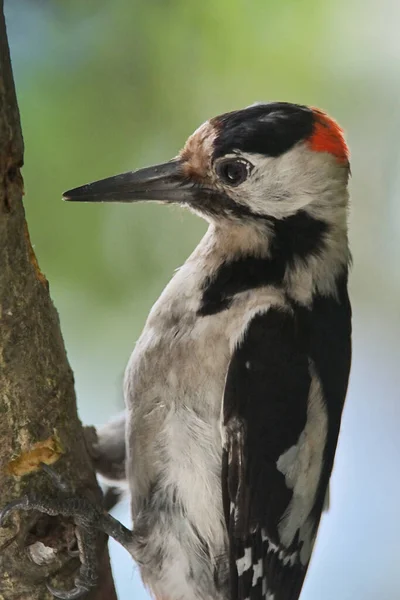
[222,284,351,600]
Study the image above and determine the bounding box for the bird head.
[64,102,350,224]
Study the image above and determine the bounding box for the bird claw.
[46,580,90,600]
[0,465,133,598]
[0,495,30,526]
[0,491,99,598]
[45,553,99,599]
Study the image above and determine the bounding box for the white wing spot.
[236,547,252,575]
[245,361,251,369]
[280,550,298,566]
[262,576,267,596]
[252,558,263,586]
[275,364,328,561]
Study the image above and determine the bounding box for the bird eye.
[215,159,250,186]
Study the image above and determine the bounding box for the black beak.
[63,159,194,204]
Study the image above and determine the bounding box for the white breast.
[122,232,287,599]
[124,269,231,545]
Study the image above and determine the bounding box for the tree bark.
[0,3,117,599]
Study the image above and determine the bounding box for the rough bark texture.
[0,4,117,599]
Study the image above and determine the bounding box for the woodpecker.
[1,102,352,600]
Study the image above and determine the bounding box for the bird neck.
[193,209,349,308]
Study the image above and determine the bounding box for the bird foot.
[0,465,133,599]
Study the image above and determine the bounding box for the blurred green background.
[4,0,400,598]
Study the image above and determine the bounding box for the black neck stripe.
[198,211,328,316]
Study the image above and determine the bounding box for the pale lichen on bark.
[0,2,117,598]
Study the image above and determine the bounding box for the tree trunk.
[0,3,117,599]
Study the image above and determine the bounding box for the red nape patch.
[308,108,349,163]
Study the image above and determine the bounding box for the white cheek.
[228,147,343,219]
[226,152,294,218]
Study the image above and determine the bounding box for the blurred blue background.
[4,0,400,598]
